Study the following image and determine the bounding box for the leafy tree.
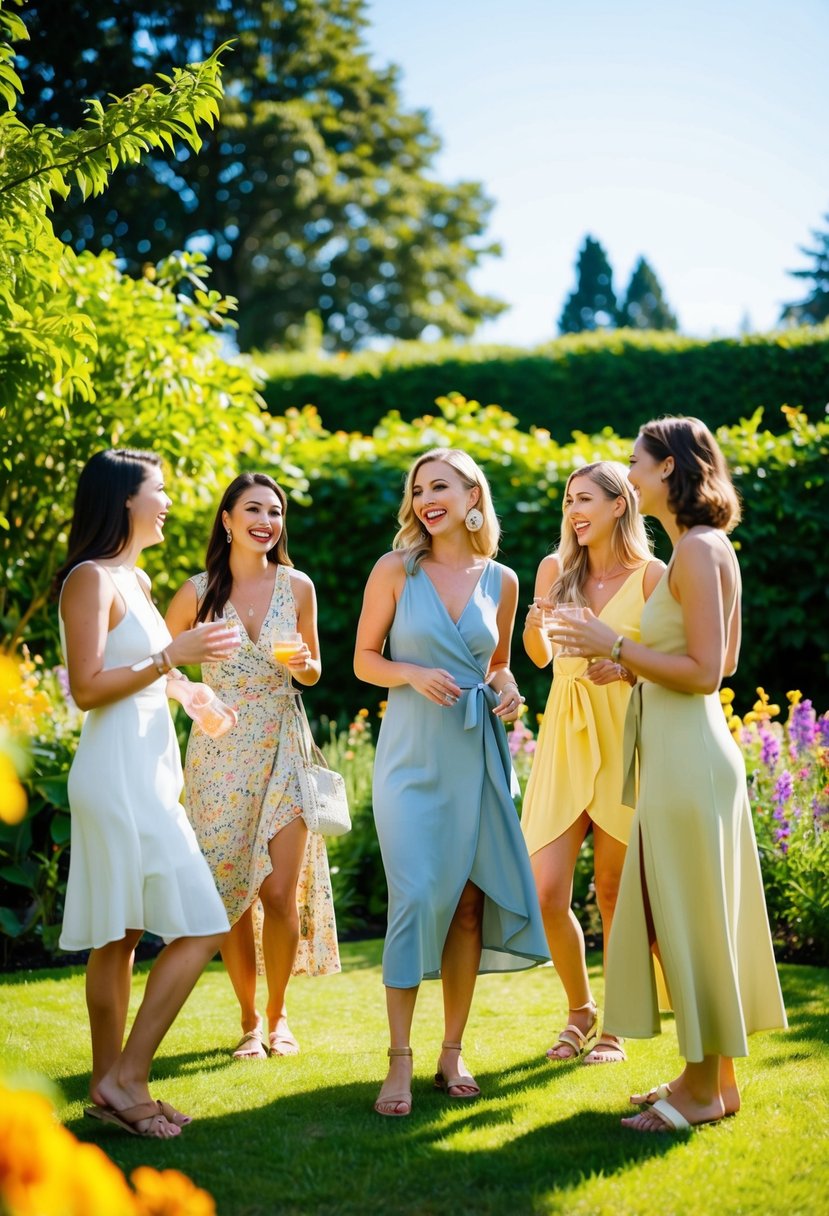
[14,0,506,351]
[0,0,267,653]
[558,235,619,334]
[618,256,678,330]
[781,210,829,325]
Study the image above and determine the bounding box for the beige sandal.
[232,1027,268,1060]
[434,1041,481,1099]
[374,1047,413,1117]
[584,1034,627,1065]
[546,999,598,1061]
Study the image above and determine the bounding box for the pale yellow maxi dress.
[604,546,787,1059]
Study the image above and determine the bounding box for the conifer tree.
[781,210,829,325]
[619,256,678,330]
[558,236,619,334]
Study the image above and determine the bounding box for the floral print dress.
[184,566,340,976]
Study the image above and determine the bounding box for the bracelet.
[152,650,173,676]
[610,635,625,663]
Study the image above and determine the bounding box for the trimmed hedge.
[257,325,829,442]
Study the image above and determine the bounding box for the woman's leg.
[220,906,261,1034]
[375,984,418,1115]
[87,929,142,1106]
[531,815,597,1057]
[437,880,484,1095]
[96,930,226,1136]
[259,813,307,1051]
[583,824,628,1062]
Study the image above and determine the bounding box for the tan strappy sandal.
[546,999,598,1061]
[434,1041,481,1099]
[374,1047,413,1117]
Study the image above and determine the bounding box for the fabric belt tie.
[622,680,643,807]
[459,681,496,730]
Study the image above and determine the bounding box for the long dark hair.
[196,473,292,623]
[53,449,161,594]
[639,417,741,532]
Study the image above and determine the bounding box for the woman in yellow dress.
[521,462,663,1064]
[553,418,787,1131]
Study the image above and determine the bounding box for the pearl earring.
[465,508,484,532]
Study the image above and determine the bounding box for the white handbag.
[294,697,351,837]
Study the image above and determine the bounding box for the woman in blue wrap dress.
[355,448,549,1117]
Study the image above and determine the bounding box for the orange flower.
[131,1167,216,1216]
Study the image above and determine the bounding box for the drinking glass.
[548,604,587,656]
[272,630,303,666]
[183,684,239,738]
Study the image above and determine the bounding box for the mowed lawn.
[1,942,827,1216]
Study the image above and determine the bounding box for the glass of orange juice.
[272,631,302,665]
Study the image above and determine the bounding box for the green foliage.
[15,0,506,351]
[256,324,829,440]
[558,234,620,334]
[0,5,270,652]
[781,207,829,324]
[618,255,678,330]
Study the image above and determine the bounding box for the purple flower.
[772,770,794,809]
[759,728,780,770]
[773,825,790,854]
[789,699,817,755]
[818,715,829,748]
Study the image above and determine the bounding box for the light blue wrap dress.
[372,559,549,988]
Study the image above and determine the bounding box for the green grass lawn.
[1,943,827,1216]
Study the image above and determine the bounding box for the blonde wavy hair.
[393,448,500,571]
[549,461,653,606]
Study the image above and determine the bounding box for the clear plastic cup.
[272,631,302,666]
[548,604,587,656]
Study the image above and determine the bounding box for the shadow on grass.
[65,1068,695,1216]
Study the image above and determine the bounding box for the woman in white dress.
[55,448,238,1139]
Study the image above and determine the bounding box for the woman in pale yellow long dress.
[554,418,787,1132]
[522,462,663,1064]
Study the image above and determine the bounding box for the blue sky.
[365,0,829,345]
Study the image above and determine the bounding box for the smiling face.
[127,468,171,549]
[223,487,284,554]
[627,436,672,517]
[411,460,480,535]
[564,472,625,548]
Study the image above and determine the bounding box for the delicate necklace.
[590,564,627,590]
[237,572,275,618]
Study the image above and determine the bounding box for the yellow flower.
[357,708,369,719]
[786,690,802,705]
[719,688,735,704]
[131,1167,216,1216]
[0,752,27,824]
[727,714,743,733]
[69,1142,137,1216]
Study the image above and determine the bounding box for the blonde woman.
[522,462,663,1064]
[354,449,548,1117]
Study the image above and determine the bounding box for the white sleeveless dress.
[59,563,229,951]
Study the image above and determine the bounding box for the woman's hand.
[168,621,241,667]
[492,683,525,721]
[586,659,633,686]
[524,597,549,631]
[549,609,616,659]
[286,641,313,672]
[407,665,462,707]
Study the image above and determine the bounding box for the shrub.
[257,325,829,440]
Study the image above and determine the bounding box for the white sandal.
[232,1027,268,1060]
[546,999,598,1061]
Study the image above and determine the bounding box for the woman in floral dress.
[167,473,339,1060]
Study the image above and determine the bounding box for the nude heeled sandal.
[374,1047,413,1117]
[546,998,598,1061]
[434,1041,481,1099]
